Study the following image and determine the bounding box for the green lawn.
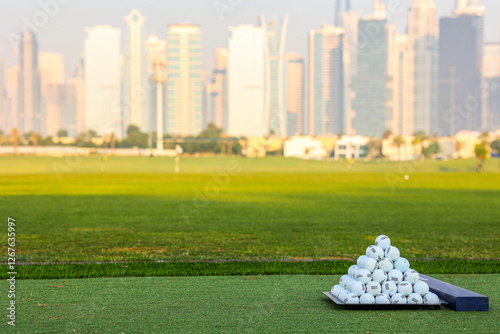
[3,274,498,333]
[1,156,499,264]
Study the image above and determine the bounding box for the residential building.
[285,52,304,135]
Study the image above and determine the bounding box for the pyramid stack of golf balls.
[330,235,440,305]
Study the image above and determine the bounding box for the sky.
[0,0,499,80]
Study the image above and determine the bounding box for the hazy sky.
[0,0,499,80]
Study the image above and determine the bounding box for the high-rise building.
[407,0,438,136]
[309,24,345,136]
[438,2,485,135]
[6,66,20,132]
[18,30,41,135]
[227,24,265,137]
[285,52,304,136]
[351,5,393,137]
[166,23,203,136]
[39,52,65,136]
[0,57,4,133]
[483,43,500,130]
[84,25,121,136]
[64,61,85,137]
[207,48,228,131]
[261,14,288,137]
[146,32,167,135]
[124,10,148,132]
[392,34,409,136]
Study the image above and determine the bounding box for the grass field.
[2,274,498,333]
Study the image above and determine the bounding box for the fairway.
[1,156,499,265]
[3,274,498,333]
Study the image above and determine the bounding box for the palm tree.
[366,137,381,159]
[382,129,393,140]
[454,140,464,158]
[392,136,405,162]
[412,131,429,161]
[10,129,19,155]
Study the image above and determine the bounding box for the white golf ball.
[375,235,391,250]
[350,281,366,296]
[343,292,360,304]
[332,285,343,298]
[359,293,376,304]
[388,269,404,284]
[391,293,407,304]
[397,281,413,296]
[361,257,378,272]
[394,257,410,272]
[348,265,360,278]
[413,281,429,296]
[343,277,355,290]
[354,269,372,284]
[403,269,420,284]
[357,255,369,267]
[381,281,398,296]
[338,289,349,301]
[375,293,391,304]
[404,175,410,180]
[371,269,388,284]
[378,258,394,272]
[339,275,351,288]
[366,245,384,261]
[407,293,423,304]
[365,281,382,296]
[384,246,400,261]
[423,292,440,305]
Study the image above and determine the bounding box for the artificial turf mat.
[2,274,497,333]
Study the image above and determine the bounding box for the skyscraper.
[207,48,228,131]
[407,0,438,135]
[39,52,65,136]
[146,32,167,135]
[66,62,85,137]
[227,24,265,137]
[351,4,393,137]
[124,10,148,132]
[18,30,41,135]
[261,14,288,137]
[482,43,500,130]
[166,23,203,136]
[0,57,4,133]
[84,25,121,136]
[438,1,485,135]
[285,52,304,136]
[309,24,345,136]
[392,34,409,136]
[7,66,20,133]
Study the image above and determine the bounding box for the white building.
[84,25,121,136]
[39,52,65,136]
[284,136,327,160]
[334,135,369,160]
[227,25,265,137]
[124,10,148,132]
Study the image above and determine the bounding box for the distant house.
[334,136,369,160]
[284,137,327,160]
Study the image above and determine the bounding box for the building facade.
[166,23,203,136]
[227,25,265,137]
[309,24,345,136]
[207,48,228,131]
[285,52,304,136]
[39,52,65,136]
[483,43,500,130]
[261,15,288,137]
[84,25,121,136]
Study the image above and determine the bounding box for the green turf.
[3,274,497,333]
[1,156,499,264]
[4,260,498,280]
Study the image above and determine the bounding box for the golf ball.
[371,269,388,284]
[365,281,382,296]
[378,258,394,272]
[350,280,366,296]
[344,293,360,304]
[403,269,420,284]
[413,281,429,296]
[388,269,404,284]
[332,285,343,298]
[423,292,440,305]
[357,255,369,267]
[407,293,423,304]
[348,265,360,278]
[375,293,391,304]
[354,269,372,284]
[394,257,410,272]
[361,257,378,272]
[404,175,410,180]
[382,281,398,296]
[391,293,407,304]
[397,281,413,296]
[384,246,400,261]
[366,245,384,261]
[359,293,376,304]
[375,235,391,250]
[339,275,351,288]
[338,289,349,301]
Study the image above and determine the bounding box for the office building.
[207,48,228,131]
[483,43,500,130]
